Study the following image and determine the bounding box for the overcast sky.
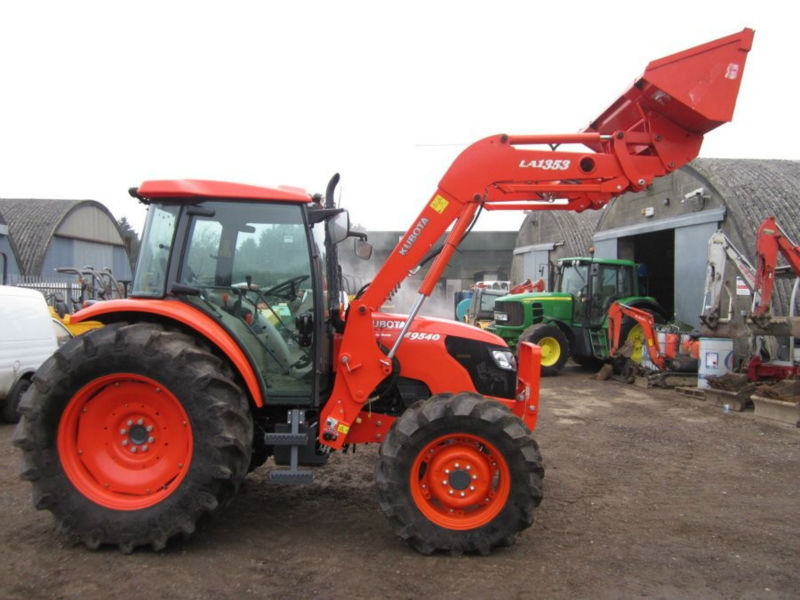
[0,1,793,235]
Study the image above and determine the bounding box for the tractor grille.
[530,303,544,322]
[445,337,516,399]
[494,301,524,327]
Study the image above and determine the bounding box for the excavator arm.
[753,216,800,316]
[700,216,800,338]
[320,28,754,449]
[607,301,666,371]
[700,230,757,331]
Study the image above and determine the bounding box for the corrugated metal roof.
[0,199,124,276]
[515,209,603,256]
[689,158,800,253]
[688,158,800,315]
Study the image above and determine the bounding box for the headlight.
[491,349,516,371]
[494,311,508,322]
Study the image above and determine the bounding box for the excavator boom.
[321,28,754,449]
[754,216,800,316]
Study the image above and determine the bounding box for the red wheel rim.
[409,433,511,530]
[58,373,193,511]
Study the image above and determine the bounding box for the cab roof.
[133,180,313,203]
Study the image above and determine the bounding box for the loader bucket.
[586,28,754,138]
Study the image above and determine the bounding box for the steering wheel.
[262,274,309,300]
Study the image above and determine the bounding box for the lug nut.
[442,480,448,485]
[120,428,127,435]
[141,445,149,452]
[130,447,137,453]
[444,469,450,474]
[454,463,460,468]
[127,420,133,426]
[146,425,153,432]
[460,492,465,497]
[137,418,144,425]
[470,486,475,491]
[448,490,454,495]
[148,437,155,444]
[121,440,128,446]
[465,465,471,471]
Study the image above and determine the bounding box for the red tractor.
[14,29,753,554]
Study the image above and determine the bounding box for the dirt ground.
[1,365,798,600]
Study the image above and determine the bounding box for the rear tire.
[13,322,253,552]
[376,392,544,555]
[3,377,30,423]
[520,323,569,376]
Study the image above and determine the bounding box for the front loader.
[14,29,753,554]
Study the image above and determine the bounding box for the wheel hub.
[448,469,471,491]
[58,373,193,511]
[410,433,511,530]
[124,421,153,449]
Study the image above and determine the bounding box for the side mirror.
[354,239,373,260]
[326,211,350,245]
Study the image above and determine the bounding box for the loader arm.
[320,28,753,449]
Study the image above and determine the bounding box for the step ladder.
[265,409,314,484]
[589,328,609,357]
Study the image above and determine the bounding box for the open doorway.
[618,229,675,319]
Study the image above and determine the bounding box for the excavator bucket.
[585,28,754,138]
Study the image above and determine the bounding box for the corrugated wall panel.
[112,246,134,281]
[56,205,124,245]
[0,235,20,282]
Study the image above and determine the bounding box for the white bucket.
[697,337,734,388]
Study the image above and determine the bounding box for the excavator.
[15,29,753,555]
[608,215,800,381]
[700,216,800,379]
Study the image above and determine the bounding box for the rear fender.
[70,299,264,407]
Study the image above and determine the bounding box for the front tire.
[376,392,544,555]
[520,323,569,375]
[13,322,253,552]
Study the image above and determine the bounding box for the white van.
[0,286,58,423]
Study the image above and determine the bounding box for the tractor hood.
[372,312,508,347]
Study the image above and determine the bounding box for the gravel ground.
[1,364,798,599]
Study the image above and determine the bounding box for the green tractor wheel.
[519,323,569,376]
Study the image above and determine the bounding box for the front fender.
[72,299,264,407]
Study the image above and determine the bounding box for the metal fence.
[5,273,128,315]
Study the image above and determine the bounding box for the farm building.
[342,230,517,292]
[510,159,800,329]
[511,210,602,288]
[0,199,133,286]
[339,230,517,317]
[0,209,21,283]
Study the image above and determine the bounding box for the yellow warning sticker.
[430,195,449,214]
[337,423,350,434]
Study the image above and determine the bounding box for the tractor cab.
[556,258,636,326]
[130,183,351,405]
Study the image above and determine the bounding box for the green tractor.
[491,257,667,375]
